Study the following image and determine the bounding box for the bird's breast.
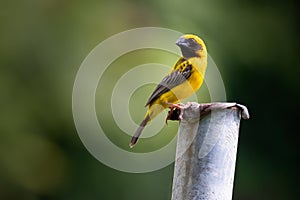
[188,69,204,91]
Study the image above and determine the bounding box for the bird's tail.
[130,115,151,148]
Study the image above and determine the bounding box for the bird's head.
[176,34,207,59]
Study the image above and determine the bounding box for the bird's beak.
[176,37,188,47]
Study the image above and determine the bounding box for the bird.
[130,34,208,148]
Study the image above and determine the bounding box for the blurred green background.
[1,0,299,199]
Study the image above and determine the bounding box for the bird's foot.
[165,102,184,109]
[165,103,184,124]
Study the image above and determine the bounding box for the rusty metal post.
[171,102,249,200]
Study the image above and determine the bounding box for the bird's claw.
[165,103,184,124]
[165,102,184,109]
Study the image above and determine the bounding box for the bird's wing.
[145,58,192,106]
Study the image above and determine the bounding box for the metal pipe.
[171,102,249,200]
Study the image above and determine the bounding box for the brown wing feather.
[145,58,192,106]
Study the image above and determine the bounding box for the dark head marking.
[176,36,203,58]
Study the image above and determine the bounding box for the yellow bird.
[130,34,208,148]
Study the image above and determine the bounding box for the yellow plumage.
[130,34,208,147]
